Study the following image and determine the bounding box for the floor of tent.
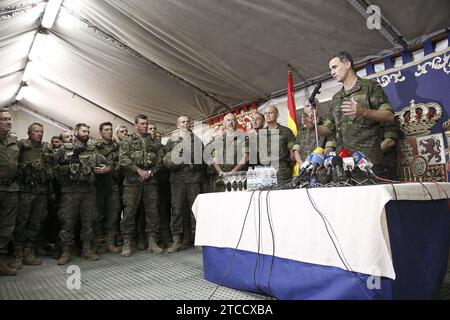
[1,247,449,300]
[0,247,271,300]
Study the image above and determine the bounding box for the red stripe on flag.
[287,70,298,126]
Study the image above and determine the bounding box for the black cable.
[264,190,276,296]
[305,188,353,271]
[418,181,434,200]
[305,188,385,300]
[208,190,257,300]
[391,183,398,201]
[252,190,264,292]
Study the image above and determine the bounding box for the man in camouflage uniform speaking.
[119,114,164,256]
[11,123,53,270]
[0,108,20,276]
[163,116,205,253]
[93,122,122,254]
[303,51,394,175]
[54,123,99,265]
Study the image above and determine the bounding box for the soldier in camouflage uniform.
[303,51,394,177]
[246,112,265,168]
[11,123,53,270]
[93,122,122,254]
[54,123,100,265]
[114,125,128,246]
[0,108,19,276]
[293,99,336,162]
[148,123,172,248]
[163,116,205,253]
[40,135,64,258]
[260,105,296,184]
[119,114,164,256]
[211,113,249,192]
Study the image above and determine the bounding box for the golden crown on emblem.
[395,100,442,136]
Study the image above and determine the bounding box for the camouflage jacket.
[18,139,53,193]
[323,77,394,165]
[258,124,295,181]
[292,119,336,160]
[0,134,19,192]
[119,133,163,185]
[163,131,205,184]
[210,130,249,174]
[54,141,98,192]
[92,138,120,185]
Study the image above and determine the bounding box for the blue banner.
[370,47,450,181]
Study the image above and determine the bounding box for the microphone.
[287,154,313,188]
[308,82,322,107]
[338,148,351,158]
[352,151,375,175]
[297,154,313,176]
[323,152,336,182]
[331,156,345,181]
[309,153,325,176]
[297,147,324,176]
[288,147,325,188]
[339,148,354,173]
[312,147,324,154]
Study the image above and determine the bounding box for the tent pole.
[346,0,408,49]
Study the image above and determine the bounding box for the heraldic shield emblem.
[396,100,447,182]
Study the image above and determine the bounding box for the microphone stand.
[310,99,320,150]
[308,82,322,150]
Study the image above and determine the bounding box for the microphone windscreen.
[331,156,343,167]
[312,147,324,155]
[339,148,351,158]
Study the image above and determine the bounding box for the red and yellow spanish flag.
[287,70,299,176]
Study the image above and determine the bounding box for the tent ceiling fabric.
[370,0,450,43]
[0,0,449,133]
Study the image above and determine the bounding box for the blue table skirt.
[202,200,449,300]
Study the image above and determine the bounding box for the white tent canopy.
[1,0,449,137]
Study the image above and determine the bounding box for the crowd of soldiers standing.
[0,111,217,276]
[1,50,399,280]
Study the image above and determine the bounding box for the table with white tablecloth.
[193,183,450,299]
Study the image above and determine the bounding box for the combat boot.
[160,239,173,249]
[57,245,72,265]
[121,238,132,257]
[10,246,23,270]
[23,247,42,265]
[147,237,163,254]
[167,235,183,253]
[81,241,99,261]
[0,260,17,276]
[106,234,121,254]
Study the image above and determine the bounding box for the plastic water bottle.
[246,167,255,191]
[254,166,263,190]
[263,166,271,188]
[270,166,277,186]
